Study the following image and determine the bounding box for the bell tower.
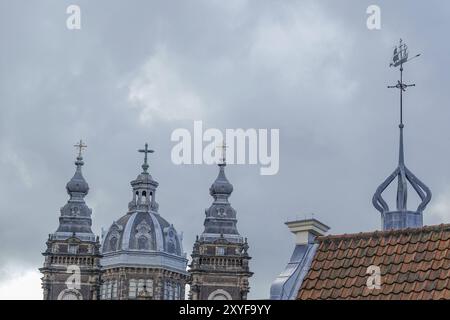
[189,144,252,300]
[40,141,102,300]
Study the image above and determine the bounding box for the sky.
[1,0,450,300]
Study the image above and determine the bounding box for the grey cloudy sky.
[1,0,450,299]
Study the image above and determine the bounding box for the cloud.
[428,187,450,223]
[247,1,357,101]
[0,144,33,189]
[127,46,205,123]
[1,0,450,301]
[0,266,41,300]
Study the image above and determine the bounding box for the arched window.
[101,283,106,300]
[137,279,145,296]
[141,191,147,203]
[146,279,154,298]
[112,280,118,299]
[129,279,137,298]
[106,281,112,300]
[207,289,232,300]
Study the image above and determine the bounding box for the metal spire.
[138,143,154,173]
[372,39,431,230]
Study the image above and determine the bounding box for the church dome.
[209,164,233,196]
[66,157,89,195]
[102,211,183,256]
[101,143,184,258]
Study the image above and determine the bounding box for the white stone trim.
[149,212,164,251]
[57,288,83,300]
[121,212,138,250]
[207,289,232,300]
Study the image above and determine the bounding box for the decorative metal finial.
[138,143,154,173]
[217,141,227,166]
[372,39,431,230]
[74,139,87,158]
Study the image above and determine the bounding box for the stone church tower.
[189,160,252,300]
[100,144,188,300]
[40,142,102,300]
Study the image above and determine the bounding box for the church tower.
[40,141,102,300]
[100,143,188,300]
[372,39,432,230]
[189,147,252,300]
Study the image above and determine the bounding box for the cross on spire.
[74,139,87,158]
[217,141,227,165]
[138,143,154,172]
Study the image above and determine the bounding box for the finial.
[372,39,431,230]
[138,143,154,173]
[217,141,227,166]
[74,139,87,158]
[74,139,87,166]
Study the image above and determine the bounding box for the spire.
[372,39,431,231]
[55,140,95,241]
[209,141,233,199]
[201,141,240,239]
[66,140,89,197]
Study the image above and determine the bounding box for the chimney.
[285,218,330,245]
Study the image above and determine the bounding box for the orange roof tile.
[297,224,450,300]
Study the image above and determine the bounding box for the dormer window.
[68,244,78,254]
[138,236,149,250]
[109,237,118,251]
[216,247,226,256]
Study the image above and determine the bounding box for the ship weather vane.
[388,39,421,126]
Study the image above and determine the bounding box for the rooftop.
[297,224,450,300]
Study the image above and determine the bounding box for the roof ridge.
[317,223,450,242]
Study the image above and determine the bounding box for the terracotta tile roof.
[297,224,450,300]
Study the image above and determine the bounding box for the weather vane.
[138,143,154,172]
[372,39,432,229]
[388,39,421,125]
[74,139,87,158]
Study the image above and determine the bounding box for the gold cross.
[74,139,87,158]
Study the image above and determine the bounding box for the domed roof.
[66,157,89,195]
[102,211,183,256]
[101,143,186,273]
[209,163,233,196]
